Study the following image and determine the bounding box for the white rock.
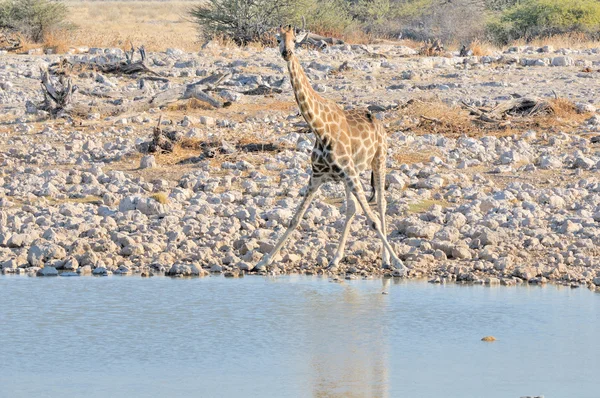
[451,245,472,260]
[119,196,139,212]
[92,267,108,275]
[37,266,58,276]
[27,243,66,267]
[200,116,215,126]
[576,103,596,114]
[551,56,573,67]
[140,155,156,169]
[219,90,242,102]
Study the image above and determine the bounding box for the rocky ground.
[1,42,600,289]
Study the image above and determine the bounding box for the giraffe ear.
[295,31,308,44]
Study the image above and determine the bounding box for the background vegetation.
[190,0,600,46]
[1,0,599,50]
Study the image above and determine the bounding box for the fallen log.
[295,17,344,50]
[298,32,344,49]
[49,45,160,77]
[241,85,282,95]
[70,73,231,117]
[150,74,231,109]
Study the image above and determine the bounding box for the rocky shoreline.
[1,42,600,290]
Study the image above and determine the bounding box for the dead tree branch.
[49,46,160,77]
[0,29,21,52]
[39,68,76,117]
[294,19,344,50]
[461,97,557,123]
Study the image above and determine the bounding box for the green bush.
[304,0,355,35]
[0,0,69,42]
[487,0,600,44]
[189,0,300,45]
[189,0,355,44]
[484,0,520,12]
[393,0,435,19]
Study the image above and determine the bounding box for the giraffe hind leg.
[346,169,407,274]
[373,161,391,268]
[328,184,357,269]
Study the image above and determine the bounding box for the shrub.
[483,0,519,12]
[189,0,355,44]
[304,0,355,37]
[0,0,69,42]
[394,0,486,44]
[487,0,600,44]
[189,0,300,45]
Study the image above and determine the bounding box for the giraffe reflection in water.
[304,278,394,397]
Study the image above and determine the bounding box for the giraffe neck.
[287,54,328,130]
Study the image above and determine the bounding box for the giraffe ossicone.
[255,25,408,275]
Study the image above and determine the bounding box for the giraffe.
[255,25,407,275]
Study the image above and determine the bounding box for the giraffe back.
[344,109,386,172]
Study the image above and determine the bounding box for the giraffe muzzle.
[282,50,292,60]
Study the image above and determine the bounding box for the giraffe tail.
[368,171,376,203]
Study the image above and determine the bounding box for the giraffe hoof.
[255,257,271,272]
[390,259,408,277]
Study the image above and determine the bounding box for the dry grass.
[153,145,201,166]
[164,99,214,112]
[399,100,488,137]
[535,97,592,130]
[469,40,493,56]
[179,137,203,150]
[392,150,442,165]
[228,100,296,114]
[150,192,169,204]
[397,38,424,50]
[407,199,449,214]
[508,32,600,50]
[341,30,373,45]
[46,195,102,205]
[548,97,579,117]
[42,30,72,54]
[65,1,198,52]
[201,34,240,54]
[394,97,589,138]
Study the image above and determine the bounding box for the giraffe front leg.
[328,185,357,270]
[346,171,408,276]
[255,177,323,271]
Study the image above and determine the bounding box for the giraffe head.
[276,25,307,61]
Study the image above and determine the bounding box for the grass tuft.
[469,39,493,56]
[407,199,449,214]
[150,192,169,204]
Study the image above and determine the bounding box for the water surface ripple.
[0,275,598,397]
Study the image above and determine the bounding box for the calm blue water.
[0,275,598,398]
